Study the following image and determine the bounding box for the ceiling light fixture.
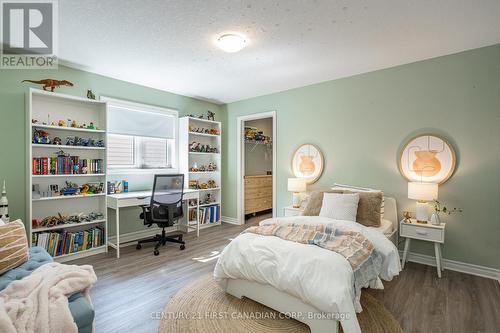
[216,33,247,53]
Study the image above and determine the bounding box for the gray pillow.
[302,190,382,227]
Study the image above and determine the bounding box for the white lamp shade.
[288,178,306,192]
[408,182,438,201]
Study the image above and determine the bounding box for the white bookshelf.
[179,117,222,230]
[27,88,108,262]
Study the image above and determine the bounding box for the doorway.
[236,111,276,225]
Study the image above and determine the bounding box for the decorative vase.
[413,150,441,177]
[299,155,315,176]
[430,212,441,225]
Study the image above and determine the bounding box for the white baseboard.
[400,250,500,282]
[222,216,240,225]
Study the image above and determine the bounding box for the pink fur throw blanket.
[0,262,97,333]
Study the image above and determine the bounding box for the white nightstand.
[400,219,446,278]
[283,206,304,217]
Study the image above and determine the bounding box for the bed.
[214,196,401,333]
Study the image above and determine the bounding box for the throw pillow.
[342,190,382,227]
[0,220,29,275]
[319,193,359,222]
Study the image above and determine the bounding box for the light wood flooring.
[70,216,500,333]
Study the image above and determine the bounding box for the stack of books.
[32,226,105,257]
[199,204,220,224]
[32,156,103,175]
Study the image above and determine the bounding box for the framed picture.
[399,134,456,184]
[292,144,324,184]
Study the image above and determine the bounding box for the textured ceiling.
[59,0,500,104]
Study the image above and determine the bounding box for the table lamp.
[288,178,306,208]
[408,182,438,223]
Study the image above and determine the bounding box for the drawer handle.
[416,231,428,236]
[137,196,149,200]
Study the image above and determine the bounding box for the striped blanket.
[243,223,383,302]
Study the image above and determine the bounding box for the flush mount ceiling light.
[216,33,247,53]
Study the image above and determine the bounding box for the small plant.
[432,200,463,215]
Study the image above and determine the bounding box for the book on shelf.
[32,156,103,175]
[199,204,220,224]
[32,226,105,257]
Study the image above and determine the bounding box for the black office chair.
[136,174,186,256]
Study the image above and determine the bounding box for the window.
[104,97,177,171]
[108,135,174,169]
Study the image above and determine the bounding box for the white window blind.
[107,134,135,167]
[107,105,175,139]
[140,137,168,168]
[103,97,178,170]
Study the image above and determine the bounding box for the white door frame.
[236,111,277,225]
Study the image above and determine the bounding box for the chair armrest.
[139,205,152,226]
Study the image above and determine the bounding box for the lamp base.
[292,192,301,208]
[415,201,429,223]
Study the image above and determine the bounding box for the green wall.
[222,44,500,269]
[0,65,224,235]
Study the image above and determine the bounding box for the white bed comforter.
[214,216,401,333]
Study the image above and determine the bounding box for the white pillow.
[319,193,360,222]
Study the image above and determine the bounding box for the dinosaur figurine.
[22,79,74,92]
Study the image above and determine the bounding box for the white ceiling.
[59,0,500,104]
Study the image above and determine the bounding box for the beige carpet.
[160,276,404,333]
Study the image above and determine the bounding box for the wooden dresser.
[244,175,272,215]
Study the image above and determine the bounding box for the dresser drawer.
[245,176,272,189]
[117,196,150,208]
[400,223,444,243]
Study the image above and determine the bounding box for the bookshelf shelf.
[199,202,220,207]
[189,151,220,155]
[188,131,220,138]
[32,193,106,202]
[32,144,106,150]
[54,245,107,262]
[189,171,218,174]
[32,219,106,232]
[32,173,106,178]
[32,124,105,133]
[27,88,108,261]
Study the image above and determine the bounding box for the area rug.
[159,275,403,333]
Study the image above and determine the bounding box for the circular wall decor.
[399,134,456,184]
[292,144,324,184]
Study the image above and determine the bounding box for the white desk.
[107,189,200,258]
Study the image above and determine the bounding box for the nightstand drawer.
[400,223,444,243]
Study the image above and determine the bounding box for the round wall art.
[399,134,456,184]
[292,144,324,184]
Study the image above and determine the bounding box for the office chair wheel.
[180,244,186,250]
[154,250,160,256]
[136,244,142,250]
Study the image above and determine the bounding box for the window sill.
[107,168,178,175]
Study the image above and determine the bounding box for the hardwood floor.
[70,220,500,333]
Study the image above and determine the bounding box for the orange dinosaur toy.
[22,79,74,92]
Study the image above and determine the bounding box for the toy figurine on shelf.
[62,181,79,196]
[207,180,217,188]
[32,129,51,144]
[207,110,215,121]
[207,162,217,171]
[87,122,95,130]
[0,181,9,223]
[87,89,96,100]
[53,137,62,145]
[70,120,77,128]
[57,119,66,127]
[202,193,213,204]
[189,180,199,189]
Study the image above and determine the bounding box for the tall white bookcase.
[179,117,222,230]
[26,88,108,262]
